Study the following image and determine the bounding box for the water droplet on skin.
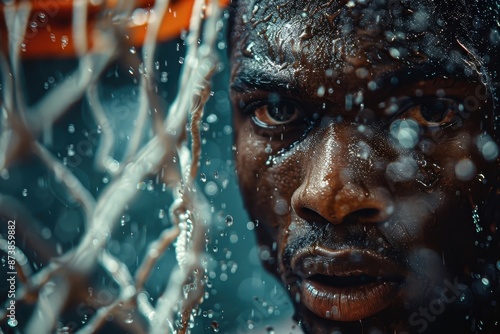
[476,173,487,184]
[389,47,401,59]
[368,81,377,90]
[477,135,499,161]
[390,119,420,149]
[345,94,353,111]
[124,314,134,324]
[38,12,46,23]
[22,189,28,197]
[317,85,325,97]
[472,206,482,233]
[68,124,75,133]
[200,173,207,182]
[455,159,476,181]
[61,35,69,49]
[299,25,313,40]
[265,325,275,333]
[243,42,255,57]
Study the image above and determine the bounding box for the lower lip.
[301,279,400,321]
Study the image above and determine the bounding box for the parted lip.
[289,246,407,321]
[291,246,407,279]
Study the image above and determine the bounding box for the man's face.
[229,1,496,332]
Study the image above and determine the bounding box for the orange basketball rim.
[0,0,230,58]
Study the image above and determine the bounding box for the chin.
[283,274,472,334]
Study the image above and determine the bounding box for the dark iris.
[267,100,297,123]
[419,99,454,122]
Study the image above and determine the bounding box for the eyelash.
[394,97,463,129]
[239,97,320,145]
[241,94,466,138]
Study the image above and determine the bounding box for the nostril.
[292,186,393,225]
[352,208,380,218]
[297,207,329,224]
[345,208,386,224]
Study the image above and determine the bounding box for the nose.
[291,125,393,225]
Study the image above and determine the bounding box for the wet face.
[230,1,499,333]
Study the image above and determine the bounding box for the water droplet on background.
[265,325,275,334]
[225,215,233,227]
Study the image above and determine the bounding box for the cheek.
[234,125,304,223]
[426,132,479,184]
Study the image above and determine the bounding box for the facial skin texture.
[229,1,499,333]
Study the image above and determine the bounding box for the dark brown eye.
[253,100,301,127]
[403,99,458,127]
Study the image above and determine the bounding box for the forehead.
[229,0,474,96]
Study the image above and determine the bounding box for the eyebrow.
[373,64,483,93]
[230,67,301,96]
[230,63,483,99]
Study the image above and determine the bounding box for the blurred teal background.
[0,27,298,333]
